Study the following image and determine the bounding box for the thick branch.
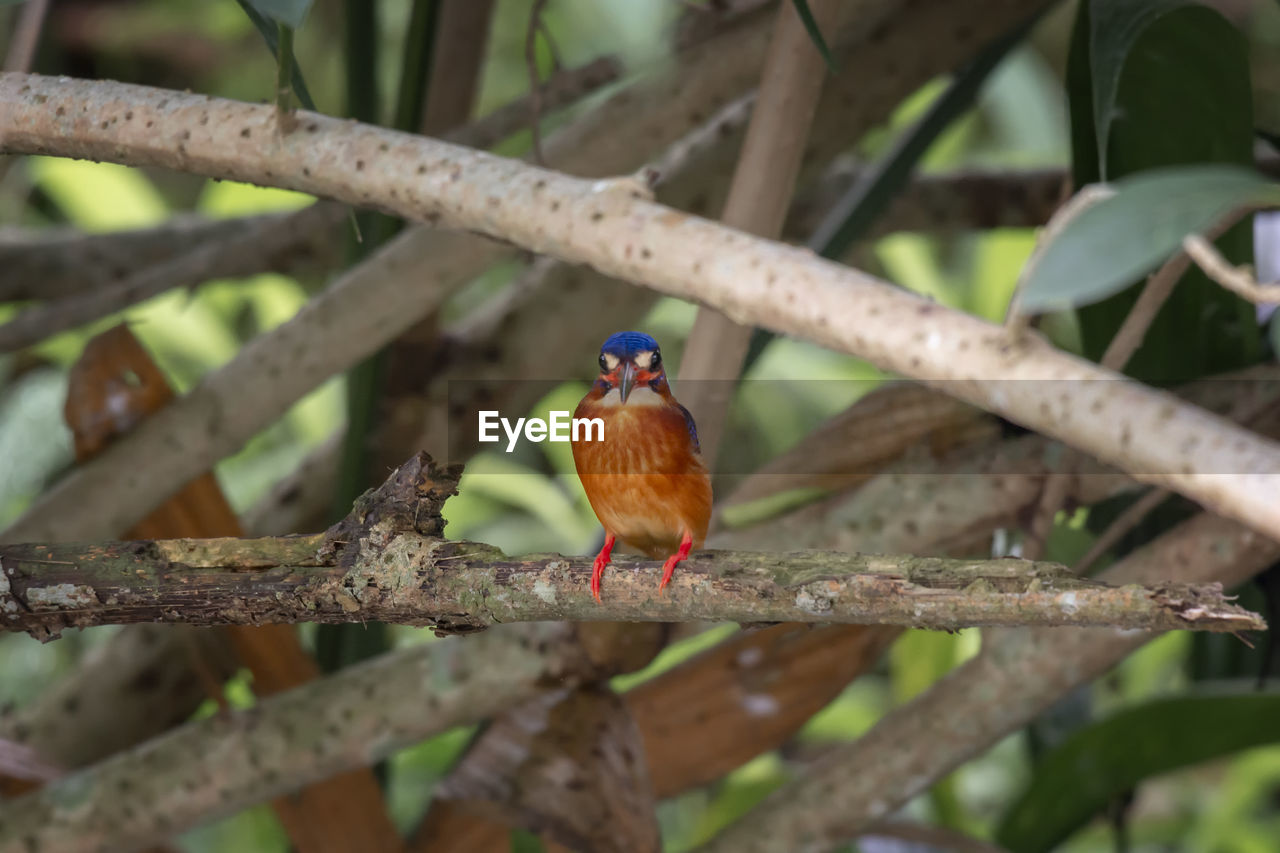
[2,534,1257,634]
[0,622,607,853]
[3,70,1277,542]
[0,455,1262,637]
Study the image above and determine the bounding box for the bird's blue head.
[595,331,665,404]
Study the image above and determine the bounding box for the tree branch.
[4,68,1276,542]
[0,621,610,853]
[699,509,1280,853]
[0,202,345,352]
[0,454,1263,637]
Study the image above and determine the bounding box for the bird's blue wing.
[676,402,701,454]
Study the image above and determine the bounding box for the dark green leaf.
[1087,0,1191,179]
[1067,2,1259,381]
[233,0,317,111]
[996,691,1280,853]
[791,0,837,73]
[242,0,313,29]
[1021,166,1280,312]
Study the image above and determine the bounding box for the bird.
[572,331,713,602]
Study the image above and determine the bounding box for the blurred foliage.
[2,1,1279,851]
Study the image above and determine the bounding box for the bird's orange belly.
[572,402,711,558]
[578,472,710,556]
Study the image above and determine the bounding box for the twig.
[447,55,622,150]
[1004,183,1115,331]
[699,511,1280,853]
[1098,249,1192,370]
[0,454,1264,637]
[525,0,551,165]
[1072,487,1169,576]
[676,0,850,466]
[0,202,345,351]
[1184,231,1280,304]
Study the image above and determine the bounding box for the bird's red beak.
[618,361,637,404]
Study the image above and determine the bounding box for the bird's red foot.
[591,533,616,603]
[658,530,694,595]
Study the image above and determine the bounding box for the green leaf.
[791,0,837,73]
[1066,1,1259,381]
[1019,165,1280,313]
[996,691,1280,853]
[1087,0,1191,179]
[241,0,313,29]
[233,0,317,111]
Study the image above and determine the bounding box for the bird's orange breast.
[572,396,712,558]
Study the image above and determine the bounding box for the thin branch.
[0,211,342,303]
[447,55,623,151]
[525,0,551,164]
[699,510,1280,853]
[0,202,345,352]
[0,621,610,853]
[1004,183,1114,330]
[1071,487,1169,575]
[784,162,1068,243]
[1098,247,1192,370]
[0,453,1263,637]
[1184,231,1280,304]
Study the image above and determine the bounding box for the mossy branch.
[0,455,1263,639]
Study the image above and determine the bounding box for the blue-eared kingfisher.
[572,331,713,601]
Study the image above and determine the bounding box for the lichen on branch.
[0,454,1264,639]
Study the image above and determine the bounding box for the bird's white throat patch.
[599,386,664,408]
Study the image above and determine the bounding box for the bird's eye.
[650,350,662,370]
[598,354,609,372]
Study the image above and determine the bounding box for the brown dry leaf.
[62,324,403,853]
[632,623,895,796]
[425,685,660,853]
[411,623,894,851]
